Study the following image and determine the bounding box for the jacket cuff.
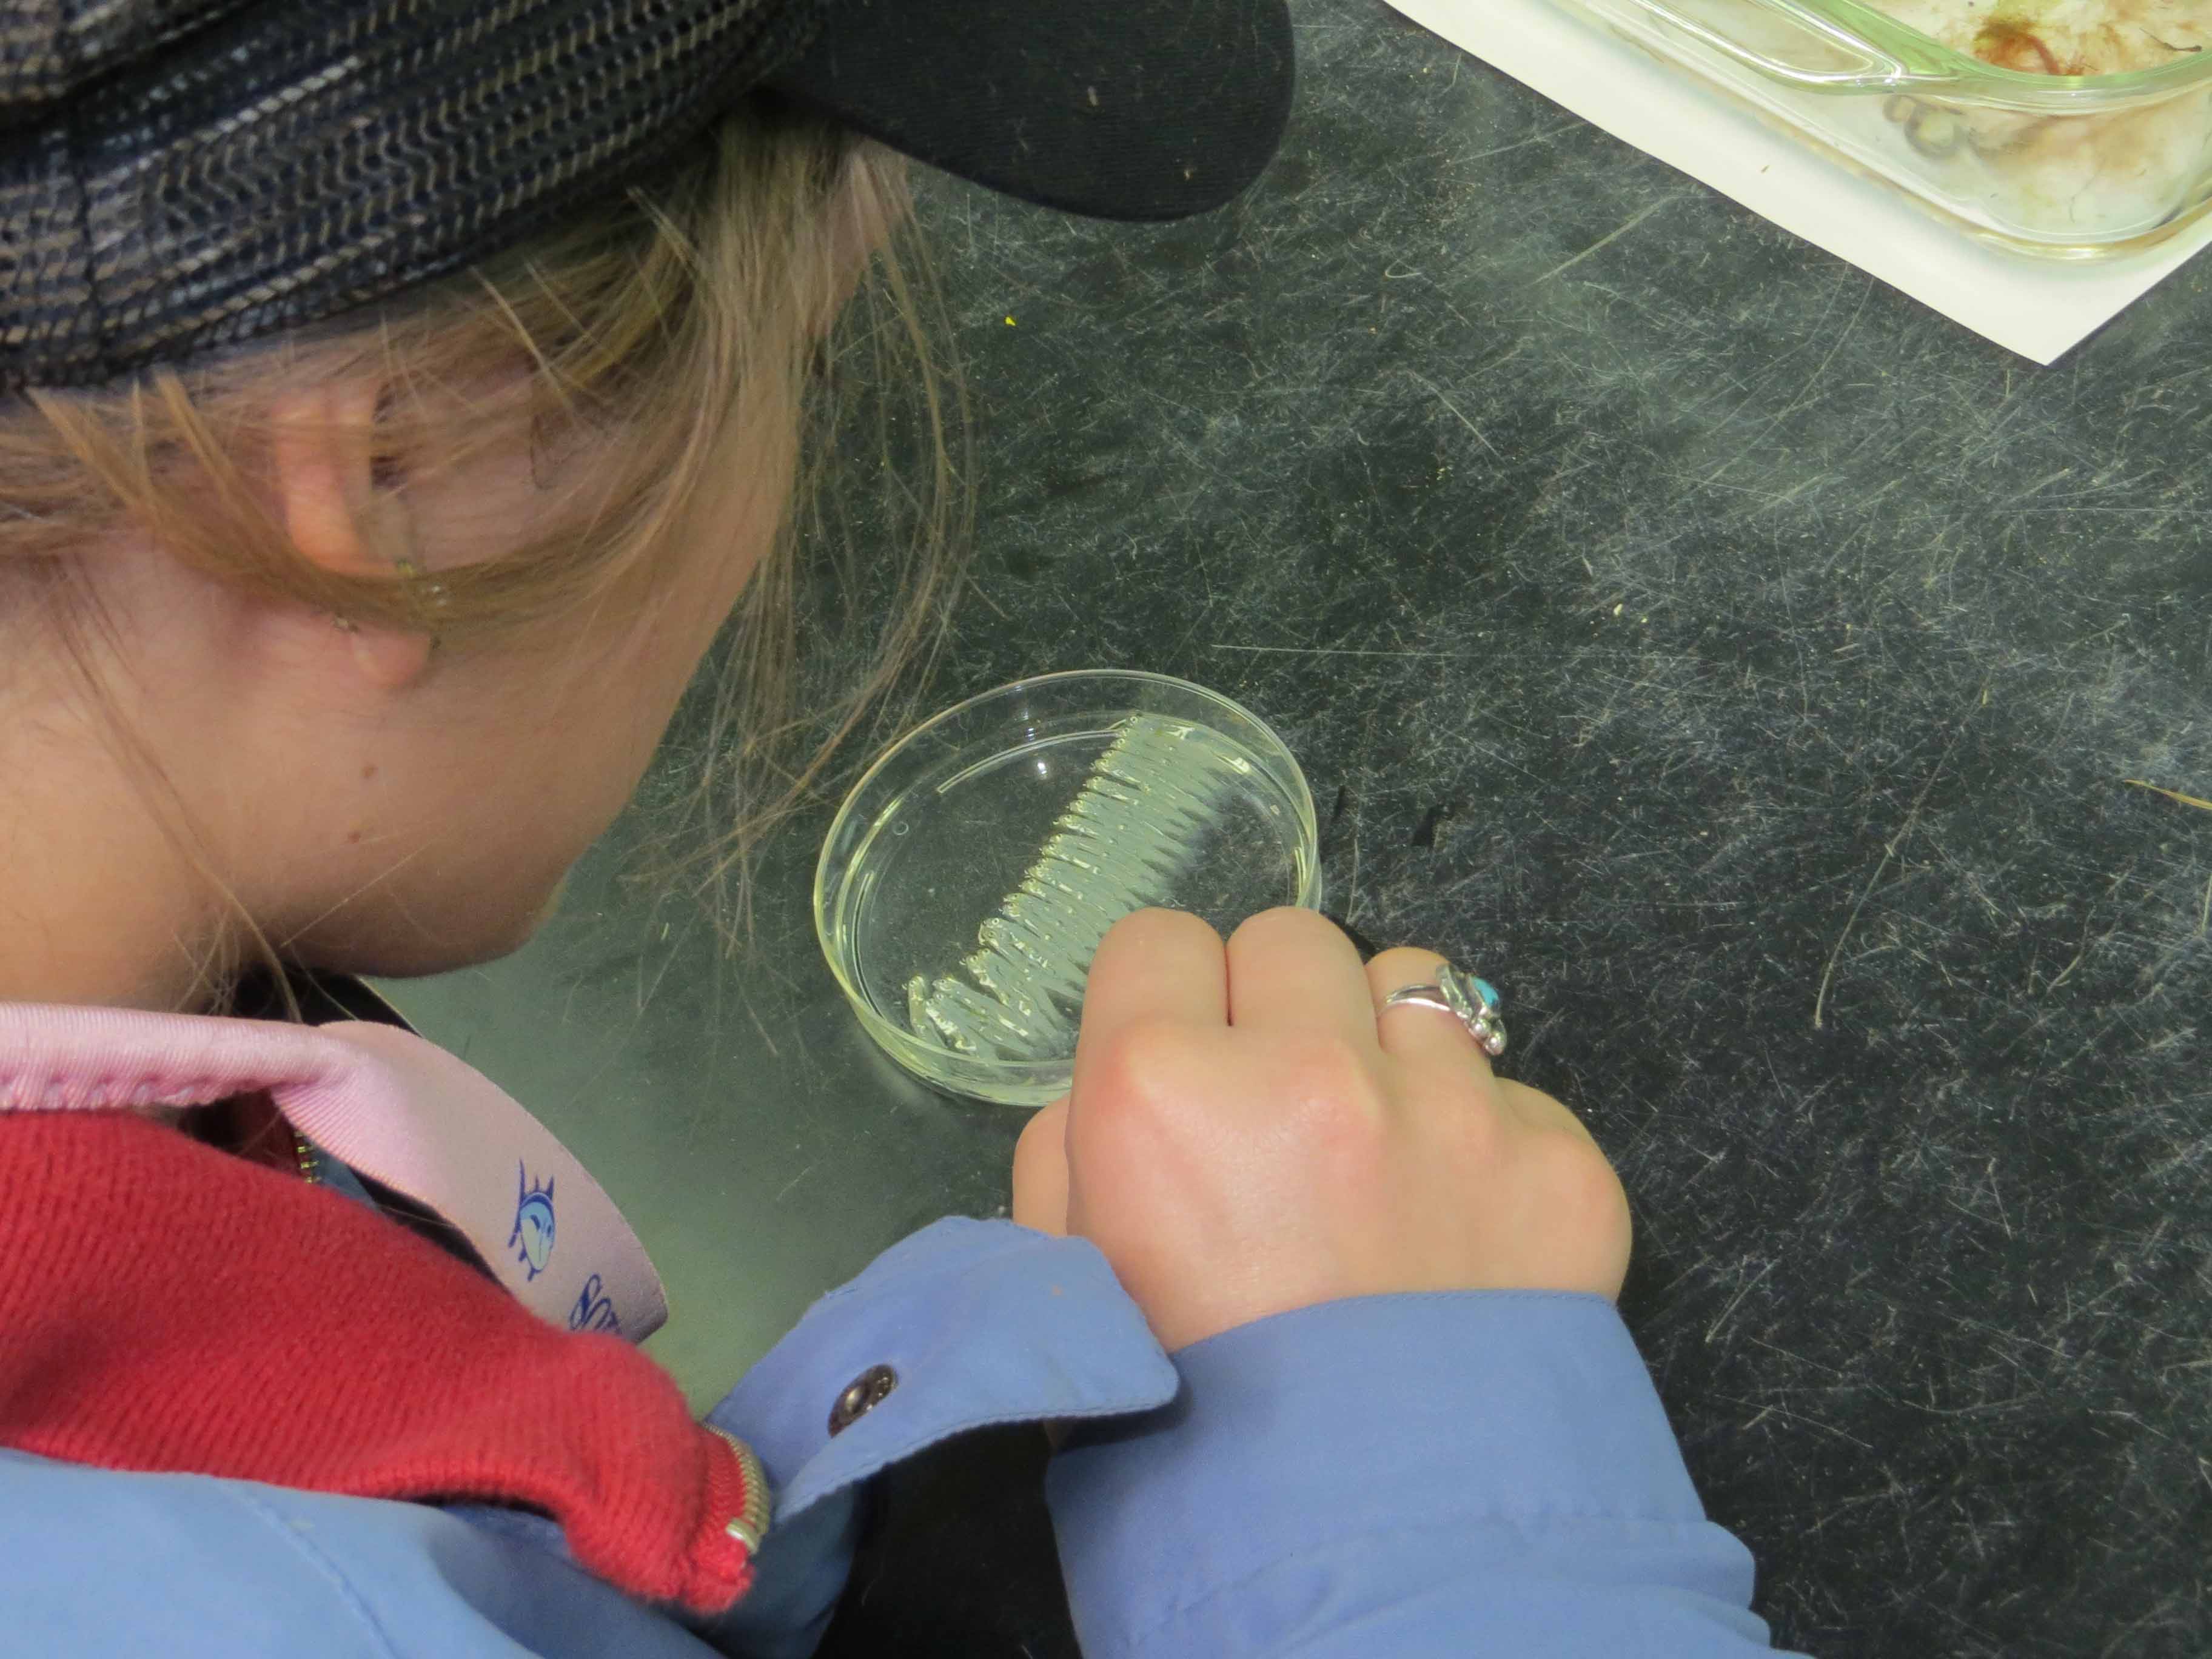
[706,1218,1178,1521]
[1046,1291,1767,1658]
[689,1219,1176,1658]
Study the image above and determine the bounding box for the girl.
[0,1,1792,1653]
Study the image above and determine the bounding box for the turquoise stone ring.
[1380,963,1508,1057]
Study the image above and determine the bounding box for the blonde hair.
[0,101,967,979]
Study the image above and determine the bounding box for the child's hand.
[1012,907,1629,1352]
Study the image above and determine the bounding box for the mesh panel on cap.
[2,2,257,113]
[0,0,820,389]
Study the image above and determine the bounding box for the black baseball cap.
[0,0,1295,391]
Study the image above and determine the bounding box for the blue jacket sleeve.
[0,1224,1791,1658]
[1047,1291,1796,1658]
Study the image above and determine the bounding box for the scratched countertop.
[380,2,2212,1654]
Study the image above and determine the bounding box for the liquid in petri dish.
[848,714,1307,1064]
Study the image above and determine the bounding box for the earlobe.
[341,622,435,692]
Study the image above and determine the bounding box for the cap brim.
[763,0,1294,221]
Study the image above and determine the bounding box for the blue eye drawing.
[509,1162,556,1281]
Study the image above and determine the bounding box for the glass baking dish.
[1548,0,2212,256]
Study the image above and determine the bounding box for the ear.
[268,379,435,691]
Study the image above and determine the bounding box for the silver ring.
[1381,963,1507,1057]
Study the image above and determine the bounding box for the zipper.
[707,1426,773,1555]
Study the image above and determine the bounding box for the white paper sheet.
[1386,0,2212,363]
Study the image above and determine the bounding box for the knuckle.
[1269,1034,1387,1136]
[1367,944,1446,986]
[1228,905,1338,956]
[1537,1133,1631,1244]
[1108,907,1217,950]
[1072,1020,1221,1173]
[1084,1015,1200,1113]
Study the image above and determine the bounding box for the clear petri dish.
[816,669,1321,1106]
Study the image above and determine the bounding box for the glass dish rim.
[1615,0,2212,104]
[812,666,1322,1099]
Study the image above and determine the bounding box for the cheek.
[622,497,786,732]
[540,555,752,831]
[466,428,793,922]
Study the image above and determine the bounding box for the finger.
[1075,909,1227,1065]
[1225,907,1380,1049]
[1495,1075,1601,1148]
[1011,1098,1071,1234]
[1367,946,1496,1078]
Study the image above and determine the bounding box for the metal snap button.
[828,1364,899,1435]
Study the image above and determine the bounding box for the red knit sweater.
[0,1110,757,1613]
